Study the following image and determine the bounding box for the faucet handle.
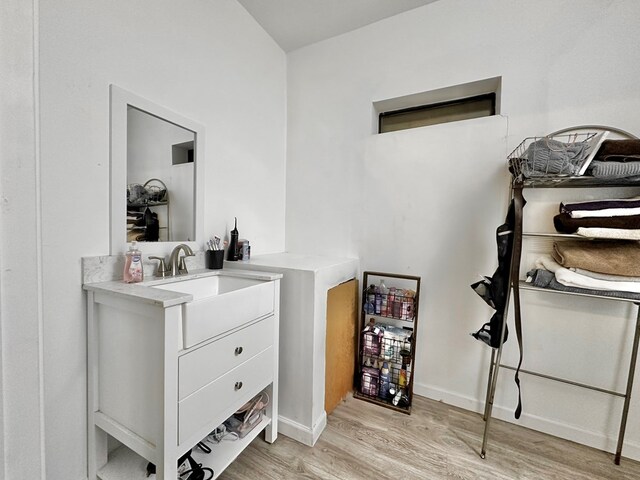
[149,256,169,277]
[178,256,189,275]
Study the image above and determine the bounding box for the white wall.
[14,1,286,478]
[1,1,46,478]
[286,0,640,460]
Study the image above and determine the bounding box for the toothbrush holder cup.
[205,250,225,270]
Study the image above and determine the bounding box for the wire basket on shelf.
[127,178,168,205]
[363,288,417,321]
[143,178,168,202]
[360,367,380,397]
[508,132,602,180]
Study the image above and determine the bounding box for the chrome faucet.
[168,244,195,276]
[149,256,170,278]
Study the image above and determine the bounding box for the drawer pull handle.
[235,381,243,391]
[235,346,244,356]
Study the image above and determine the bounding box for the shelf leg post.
[615,305,640,465]
[481,184,525,460]
[483,348,496,422]
[480,313,509,460]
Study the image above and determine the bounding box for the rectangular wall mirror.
[110,85,204,255]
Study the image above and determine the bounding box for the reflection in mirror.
[110,85,204,255]
[127,107,195,243]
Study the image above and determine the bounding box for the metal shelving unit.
[481,172,640,465]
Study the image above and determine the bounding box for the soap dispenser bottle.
[123,241,144,283]
[227,217,239,261]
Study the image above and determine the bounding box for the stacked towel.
[552,241,640,277]
[528,255,640,299]
[538,183,640,296]
[560,196,640,214]
[587,139,640,178]
[526,268,640,301]
[575,227,640,240]
[587,161,640,179]
[570,268,640,283]
[537,254,640,293]
[554,195,640,239]
[594,139,640,162]
[554,212,640,233]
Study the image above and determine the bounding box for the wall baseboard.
[278,413,326,447]
[413,382,640,462]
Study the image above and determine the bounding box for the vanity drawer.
[178,315,274,400]
[178,346,273,444]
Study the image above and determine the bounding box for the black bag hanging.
[470,200,518,348]
[470,186,526,419]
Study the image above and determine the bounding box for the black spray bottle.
[227,217,239,261]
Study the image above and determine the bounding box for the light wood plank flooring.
[219,394,640,480]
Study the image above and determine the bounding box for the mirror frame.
[109,84,204,255]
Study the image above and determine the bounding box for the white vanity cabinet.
[84,270,280,480]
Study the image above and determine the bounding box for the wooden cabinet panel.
[325,279,358,415]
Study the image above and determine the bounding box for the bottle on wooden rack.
[398,362,407,389]
[388,287,397,317]
[379,279,388,316]
[379,362,391,399]
[362,318,383,357]
[360,357,380,397]
[364,285,375,314]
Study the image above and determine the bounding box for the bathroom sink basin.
[152,275,275,348]
[152,275,263,300]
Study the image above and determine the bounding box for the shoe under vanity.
[83,266,281,479]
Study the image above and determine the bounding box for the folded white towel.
[576,227,640,240]
[534,254,640,293]
[570,206,640,218]
[571,267,640,283]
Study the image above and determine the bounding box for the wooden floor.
[219,394,640,480]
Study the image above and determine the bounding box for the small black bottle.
[227,217,239,261]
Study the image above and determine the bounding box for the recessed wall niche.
[172,141,195,165]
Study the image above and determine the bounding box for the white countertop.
[83,268,282,308]
[231,252,358,272]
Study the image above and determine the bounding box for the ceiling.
[237,0,438,52]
